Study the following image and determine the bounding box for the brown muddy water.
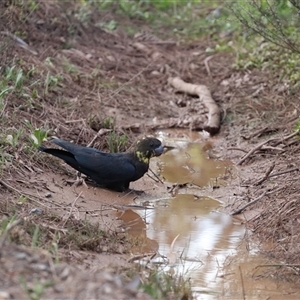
[119,130,300,300]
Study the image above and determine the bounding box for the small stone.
[29,208,43,215]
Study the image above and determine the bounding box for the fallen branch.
[168,77,220,134]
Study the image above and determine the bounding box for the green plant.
[5,128,24,148]
[5,65,24,89]
[62,57,78,74]
[102,116,115,129]
[31,225,40,248]
[141,268,192,299]
[106,132,128,153]
[50,242,60,264]
[30,128,49,147]
[231,0,300,53]
[44,72,62,94]
[294,120,300,132]
[21,278,53,300]
[24,120,49,147]
[97,20,117,31]
[1,215,17,235]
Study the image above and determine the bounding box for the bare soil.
[1,1,300,299]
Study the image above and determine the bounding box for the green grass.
[77,0,237,39]
[140,267,192,299]
[106,131,128,153]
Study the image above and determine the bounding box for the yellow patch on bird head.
[136,150,150,164]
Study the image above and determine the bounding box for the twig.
[239,266,246,300]
[231,191,268,216]
[113,204,154,210]
[237,138,277,165]
[254,162,276,186]
[62,191,82,226]
[147,167,164,184]
[237,130,300,166]
[231,187,283,215]
[87,128,112,147]
[227,147,248,153]
[204,55,213,78]
[260,146,284,151]
[127,252,157,263]
[255,264,300,269]
[241,126,270,140]
[273,130,300,147]
[268,167,299,178]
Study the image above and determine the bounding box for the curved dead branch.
[168,77,220,135]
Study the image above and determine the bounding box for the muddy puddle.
[118,130,300,299]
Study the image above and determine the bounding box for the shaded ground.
[1,1,300,299]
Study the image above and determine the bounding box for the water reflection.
[146,194,245,298]
[160,142,231,187]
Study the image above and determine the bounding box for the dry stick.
[239,266,246,300]
[127,252,157,263]
[273,130,300,146]
[255,264,300,269]
[227,147,248,153]
[87,128,112,148]
[62,191,83,227]
[147,167,164,184]
[168,77,220,134]
[238,131,300,165]
[231,191,268,216]
[268,167,299,178]
[231,187,283,216]
[254,162,276,186]
[241,126,270,140]
[237,138,277,165]
[204,55,214,78]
